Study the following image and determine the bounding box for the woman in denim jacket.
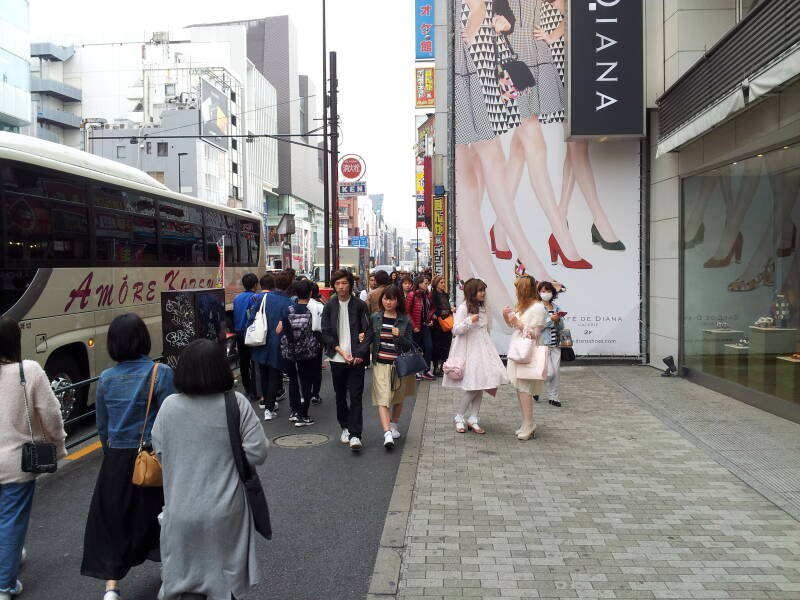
[81,314,175,600]
[537,281,564,407]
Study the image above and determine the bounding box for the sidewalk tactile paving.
[395,366,800,599]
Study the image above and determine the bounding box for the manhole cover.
[273,433,330,448]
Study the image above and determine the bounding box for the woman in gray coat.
[152,339,269,600]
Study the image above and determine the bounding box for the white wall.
[244,61,278,213]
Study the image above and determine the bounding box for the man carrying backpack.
[277,279,320,426]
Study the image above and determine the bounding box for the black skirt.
[81,448,164,580]
[431,321,453,362]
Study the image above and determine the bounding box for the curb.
[366,381,430,598]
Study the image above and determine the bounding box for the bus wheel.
[46,354,86,424]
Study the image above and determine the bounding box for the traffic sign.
[339,154,366,180]
[350,236,368,248]
[338,181,367,196]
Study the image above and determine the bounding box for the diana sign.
[567,0,644,138]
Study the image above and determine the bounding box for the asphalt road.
[21,367,416,600]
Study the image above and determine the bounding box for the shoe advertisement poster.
[454,0,641,356]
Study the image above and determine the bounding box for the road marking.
[65,441,102,461]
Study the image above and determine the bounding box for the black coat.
[321,296,374,363]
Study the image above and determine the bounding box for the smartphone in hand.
[557,311,568,317]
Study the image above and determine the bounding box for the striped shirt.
[377,316,398,364]
[545,306,559,346]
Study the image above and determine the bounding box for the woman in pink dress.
[443,278,509,434]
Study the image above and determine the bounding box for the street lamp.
[177,152,188,194]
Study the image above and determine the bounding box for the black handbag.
[224,391,272,540]
[561,347,576,362]
[395,342,428,378]
[19,362,58,474]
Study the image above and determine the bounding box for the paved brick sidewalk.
[395,366,800,599]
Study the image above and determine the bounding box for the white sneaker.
[349,436,363,451]
[0,581,22,599]
[103,591,120,600]
[389,422,401,439]
[340,428,350,443]
[264,409,276,421]
[383,431,395,449]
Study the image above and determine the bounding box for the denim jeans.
[413,325,433,371]
[0,481,35,591]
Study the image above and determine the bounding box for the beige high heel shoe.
[517,423,537,441]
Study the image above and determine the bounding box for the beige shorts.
[371,361,416,407]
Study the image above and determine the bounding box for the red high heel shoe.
[703,232,743,268]
[548,235,592,269]
[489,226,512,260]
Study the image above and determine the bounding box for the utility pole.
[329,51,340,272]
[322,0,331,286]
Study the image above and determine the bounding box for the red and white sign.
[339,154,366,181]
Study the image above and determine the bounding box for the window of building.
[157,142,168,157]
[231,138,237,150]
[146,141,152,154]
[231,114,237,127]
[232,185,239,199]
[230,90,236,102]
[681,143,800,416]
[232,162,238,174]
[165,83,176,96]
[147,171,165,184]
[116,146,126,159]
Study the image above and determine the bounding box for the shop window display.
[682,144,800,411]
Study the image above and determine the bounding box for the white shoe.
[103,591,121,600]
[349,436,363,451]
[389,422,401,439]
[264,409,276,421]
[383,431,395,449]
[340,428,350,444]
[0,581,22,599]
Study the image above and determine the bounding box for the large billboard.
[453,0,641,356]
[200,79,230,150]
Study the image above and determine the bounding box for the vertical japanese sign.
[431,194,447,281]
[415,0,435,61]
[415,157,426,228]
[415,67,435,108]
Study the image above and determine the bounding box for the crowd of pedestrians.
[0,265,568,600]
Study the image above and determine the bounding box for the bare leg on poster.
[455,143,515,311]
[704,160,762,267]
[471,136,557,279]
[559,139,624,248]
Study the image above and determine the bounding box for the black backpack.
[280,305,320,361]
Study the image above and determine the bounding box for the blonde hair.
[514,276,538,314]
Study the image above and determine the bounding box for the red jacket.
[406,289,435,330]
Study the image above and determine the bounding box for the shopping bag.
[514,345,549,380]
[507,329,534,363]
[245,296,268,347]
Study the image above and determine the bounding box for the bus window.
[2,163,87,205]
[161,199,202,224]
[161,220,203,263]
[93,185,157,217]
[205,228,237,266]
[239,219,259,266]
[5,194,89,263]
[95,211,158,264]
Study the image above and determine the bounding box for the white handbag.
[244,296,268,347]
[507,328,534,363]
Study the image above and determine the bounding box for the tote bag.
[507,330,534,363]
[245,296,268,347]
[395,342,428,377]
[514,345,549,380]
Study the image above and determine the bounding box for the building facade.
[0,0,31,132]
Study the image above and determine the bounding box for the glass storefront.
[682,143,800,413]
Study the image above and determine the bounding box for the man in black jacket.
[321,269,373,451]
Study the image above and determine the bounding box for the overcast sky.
[29,0,419,240]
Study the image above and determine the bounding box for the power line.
[90,132,327,152]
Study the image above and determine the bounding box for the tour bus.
[0,132,265,422]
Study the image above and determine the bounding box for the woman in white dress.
[443,278,509,434]
[503,276,547,440]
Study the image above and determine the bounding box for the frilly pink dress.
[443,303,509,392]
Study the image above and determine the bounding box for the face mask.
[540,292,553,302]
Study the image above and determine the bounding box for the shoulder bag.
[19,362,58,474]
[437,314,454,332]
[395,341,428,378]
[559,328,575,362]
[224,391,272,540]
[442,356,465,381]
[514,345,550,380]
[132,363,163,487]
[245,295,268,347]
[507,326,534,363]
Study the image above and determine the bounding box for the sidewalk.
[378,365,800,600]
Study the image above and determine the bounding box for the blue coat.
[251,290,293,369]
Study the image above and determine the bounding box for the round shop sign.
[339,154,366,181]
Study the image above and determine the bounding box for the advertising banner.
[567,0,645,137]
[200,79,230,150]
[416,67,436,108]
[415,157,427,228]
[453,0,641,356]
[431,194,448,282]
[415,0,435,60]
